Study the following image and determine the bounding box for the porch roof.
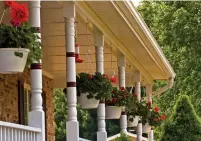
[0,1,175,88]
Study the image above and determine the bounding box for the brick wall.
[0,68,55,141]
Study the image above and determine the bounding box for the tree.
[54,89,97,141]
[138,1,201,119]
[159,95,201,141]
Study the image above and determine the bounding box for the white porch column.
[146,84,154,141]
[117,52,127,133]
[63,3,79,141]
[28,1,45,141]
[94,28,107,141]
[134,71,142,141]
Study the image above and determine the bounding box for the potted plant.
[0,1,42,73]
[142,104,166,133]
[76,72,113,109]
[114,133,132,141]
[105,87,131,119]
[126,93,140,127]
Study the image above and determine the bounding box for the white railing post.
[63,2,79,141]
[146,84,154,141]
[117,51,127,133]
[28,1,45,141]
[134,71,142,141]
[94,28,107,141]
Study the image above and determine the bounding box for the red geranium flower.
[154,107,160,113]
[4,1,14,8]
[112,97,117,103]
[110,77,117,83]
[120,87,125,91]
[10,2,29,26]
[146,101,152,107]
[88,74,93,79]
[154,117,158,122]
[132,93,137,97]
[161,115,166,120]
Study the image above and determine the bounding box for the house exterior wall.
[0,68,55,141]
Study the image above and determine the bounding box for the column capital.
[134,70,141,82]
[117,50,126,67]
[63,2,76,18]
[94,27,104,47]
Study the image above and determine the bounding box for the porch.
[0,1,175,141]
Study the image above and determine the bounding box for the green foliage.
[138,1,201,139]
[0,23,42,65]
[105,87,133,107]
[159,95,201,141]
[54,89,97,141]
[114,133,132,141]
[76,72,113,100]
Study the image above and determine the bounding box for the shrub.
[115,133,132,141]
[159,95,201,141]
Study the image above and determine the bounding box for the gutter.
[152,77,174,97]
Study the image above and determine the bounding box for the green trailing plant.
[159,95,201,141]
[115,133,132,141]
[0,1,42,66]
[105,87,133,107]
[76,72,113,101]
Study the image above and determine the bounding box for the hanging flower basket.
[78,92,99,109]
[76,72,113,109]
[0,1,42,74]
[105,87,132,119]
[127,115,140,127]
[106,106,122,119]
[142,123,151,133]
[0,48,29,73]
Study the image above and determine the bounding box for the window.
[18,81,47,140]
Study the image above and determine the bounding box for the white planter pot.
[0,48,29,73]
[106,106,122,119]
[142,123,151,133]
[127,116,139,127]
[79,92,99,109]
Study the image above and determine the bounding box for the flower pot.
[78,92,99,109]
[142,123,151,133]
[127,116,140,127]
[106,106,122,119]
[0,48,30,73]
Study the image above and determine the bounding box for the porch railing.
[0,121,41,141]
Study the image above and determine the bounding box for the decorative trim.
[66,52,75,57]
[67,82,76,87]
[31,63,42,70]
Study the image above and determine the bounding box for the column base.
[66,121,79,141]
[29,111,45,141]
[97,131,107,141]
